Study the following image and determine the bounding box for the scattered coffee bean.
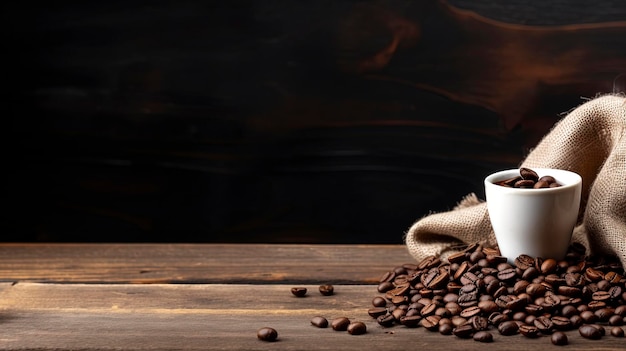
[347,322,367,335]
[257,327,278,342]
[291,287,307,297]
[551,331,568,345]
[611,327,625,337]
[311,316,328,328]
[579,324,603,339]
[331,317,351,331]
[363,242,625,347]
[318,284,334,296]
[473,330,493,342]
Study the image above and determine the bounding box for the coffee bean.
[498,320,519,335]
[497,268,516,281]
[439,323,453,335]
[399,315,422,327]
[473,330,493,342]
[376,313,395,327]
[551,331,568,345]
[372,296,387,307]
[519,324,540,338]
[515,254,535,270]
[470,315,488,331]
[611,327,625,337]
[377,281,394,293]
[541,259,558,274]
[421,315,442,331]
[520,167,539,181]
[331,317,351,331]
[347,321,367,335]
[452,323,474,338]
[609,314,623,326]
[579,324,603,339]
[318,284,334,296]
[291,287,307,297]
[551,316,572,331]
[311,316,328,328]
[257,327,278,342]
[367,307,388,318]
[533,315,554,334]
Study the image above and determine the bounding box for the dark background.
[5,1,626,243]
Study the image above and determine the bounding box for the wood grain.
[1,283,623,350]
[0,244,414,283]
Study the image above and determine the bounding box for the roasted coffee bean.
[311,316,329,328]
[498,320,519,335]
[478,300,499,315]
[579,324,603,339]
[291,287,307,297]
[595,307,615,322]
[376,313,395,327]
[439,323,454,335]
[551,316,572,330]
[515,254,535,270]
[367,307,387,318]
[611,327,625,337]
[347,322,367,335]
[460,306,481,318]
[377,281,394,293]
[570,315,584,328]
[473,330,493,342]
[421,315,442,331]
[372,296,387,307]
[551,331,568,345]
[565,273,585,287]
[497,268,517,281]
[418,255,441,270]
[515,179,535,188]
[609,314,623,326]
[331,317,351,331]
[533,315,554,334]
[520,167,539,181]
[257,327,278,342]
[399,315,422,327]
[379,271,396,283]
[489,312,509,326]
[519,324,540,338]
[452,323,474,338]
[541,259,558,274]
[470,315,489,331]
[580,310,598,323]
[319,284,334,296]
[524,304,543,315]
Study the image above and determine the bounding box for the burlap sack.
[405,94,626,267]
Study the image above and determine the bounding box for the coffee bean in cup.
[495,167,562,189]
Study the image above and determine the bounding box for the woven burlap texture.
[405,94,626,267]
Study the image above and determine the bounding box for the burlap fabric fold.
[405,95,626,267]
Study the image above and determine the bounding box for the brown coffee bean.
[519,324,540,338]
[515,254,535,270]
[376,313,395,327]
[347,321,367,335]
[421,315,442,331]
[311,316,328,328]
[452,323,474,338]
[579,324,603,339]
[551,331,568,345]
[470,315,489,331]
[551,316,572,330]
[318,284,334,296]
[533,315,554,334]
[520,167,539,181]
[498,320,519,335]
[372,296,387,307]
[609,314,624,326]
[439,323,453,335]
[514,179,535,188]
[257,327,278,342]
[331,317,351,331]
[497,268,517,281]
[367,307,388,318]
[291,287,307,297]
[473,330,493,342]
[611,327,625,337]
[541,258,558,274]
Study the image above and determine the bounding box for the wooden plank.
[0,283,623,350]
[0,244,414,284]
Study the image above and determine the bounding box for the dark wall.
[5,1,626,243]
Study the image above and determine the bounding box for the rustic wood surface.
[0,244,624,350]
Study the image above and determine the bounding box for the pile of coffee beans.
[369,243,625,345]
[495,167,562,189]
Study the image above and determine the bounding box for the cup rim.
[484,168,582,193]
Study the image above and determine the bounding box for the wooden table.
[0,244,623,350]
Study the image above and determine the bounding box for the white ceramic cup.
[484,168,582,263]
